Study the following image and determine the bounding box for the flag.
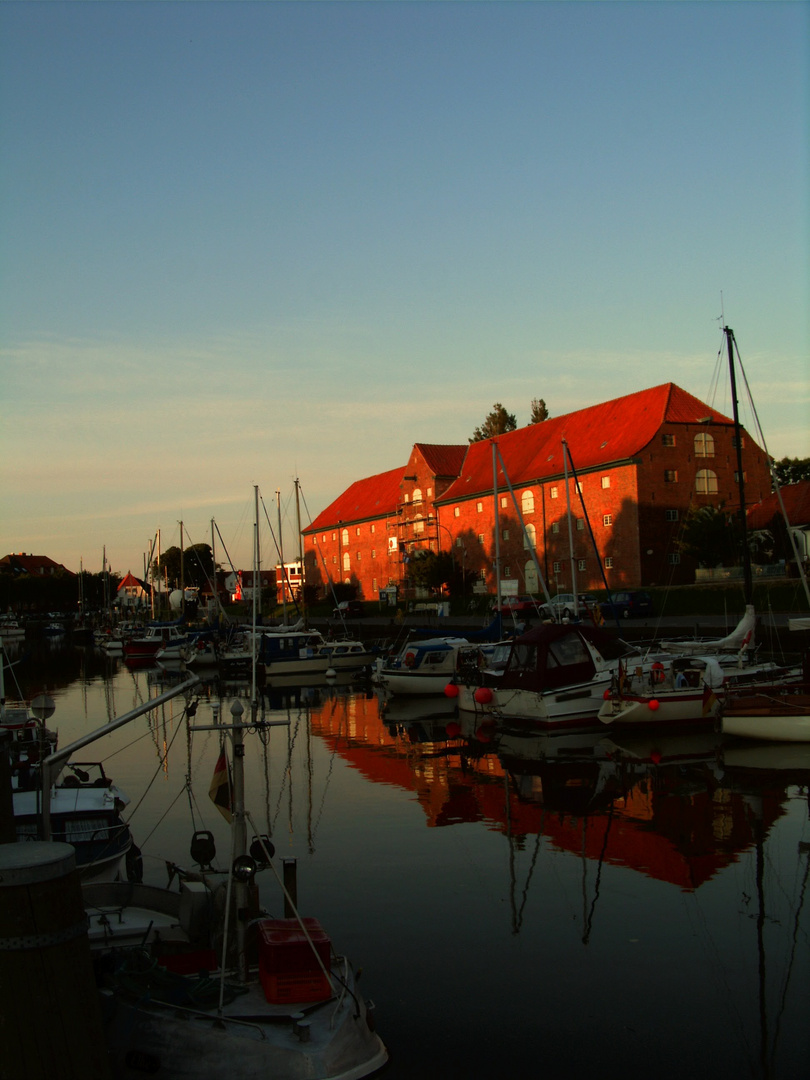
[209,750,232,822]
[701,681,719,717]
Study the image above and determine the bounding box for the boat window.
[509,644,536,673]
[424,652,448,666]
[63,816,113,842]
[548,635,591,668]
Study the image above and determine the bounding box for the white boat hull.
[722,712,810,743]
[458,672,613,729]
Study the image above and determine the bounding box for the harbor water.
[8,637,810,1079]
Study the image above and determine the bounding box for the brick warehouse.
[301,383,771,602]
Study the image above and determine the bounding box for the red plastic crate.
[257,918,332,1004]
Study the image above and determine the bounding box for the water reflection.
[8,639,810,1079]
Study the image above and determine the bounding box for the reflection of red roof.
[307,696,784,893]
[304,466,406,533]
[438,383,737,502]
[747,481,810,530]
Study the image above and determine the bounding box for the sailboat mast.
[725,327,753,605]
[277,490,287,623]
[492,442,502,609]
[252,486,259,710]
[295,478,305,624]
[563,438,579,616]
[179,521,185,617]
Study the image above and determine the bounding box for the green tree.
[677,505,737,568]
[470,403,517,443]
[152,544,216,589]
[528,398,549,424]
[406,550,463,595]
[772,457,810,487]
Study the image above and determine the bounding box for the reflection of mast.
[504,769,544,935]
[752,802,770,1080]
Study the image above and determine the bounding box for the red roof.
[438,383,737,502]
[747,481,810,530]
[304,465,406,533]
[0,553,74,576]
[414,443,467,478]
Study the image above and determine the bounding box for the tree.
[150,544,215,590]
[772,457,810,487]
[528,398,549,424]
[405,550,463,595]
[470,403,517,443]
[677,505,738,568]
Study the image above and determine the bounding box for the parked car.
[332,600,365,619]
[496,595,547,616]
[546,593,598,619]
[600,590,653,619]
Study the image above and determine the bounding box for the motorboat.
[13,761,135,882]
[257,629,376,681]
[453,623,656,730]
[377,636,483,696]
[124,623,191,660]
[0,614,25,641]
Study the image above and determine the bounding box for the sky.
[1,1,808,579]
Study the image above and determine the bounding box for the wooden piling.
[0,841,110,1079]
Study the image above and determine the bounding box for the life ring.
[404,651,416,668]
[651,662,665,685]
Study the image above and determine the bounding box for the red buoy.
[650,749,662,764]
[474,686,493,705]
[648,698,660,711]
[444,683,459,699]
[445,721,461,738]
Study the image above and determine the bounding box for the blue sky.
[2,1,808,578]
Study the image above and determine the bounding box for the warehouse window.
[696,469,718,494]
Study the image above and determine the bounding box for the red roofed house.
[746,481,810,572]
[0,553,74,577]
[116,572,151,609]
[302,384,771,601]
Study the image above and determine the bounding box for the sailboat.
[601,326,807,731]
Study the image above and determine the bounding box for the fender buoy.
[445,721,461,738]
[648,698,660,712]
[444,682,459,698]
[651,662,665,685]
[474,686,493,705]
[404,651,416,667]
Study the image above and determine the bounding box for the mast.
[563,438,579,617]
[252,485,259,712]
[725,327,754,605]
[492,442,502,610]
[211,517,217,623]
[277,490,287,624]
[179,520,185,617]
[295,478,306,625]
